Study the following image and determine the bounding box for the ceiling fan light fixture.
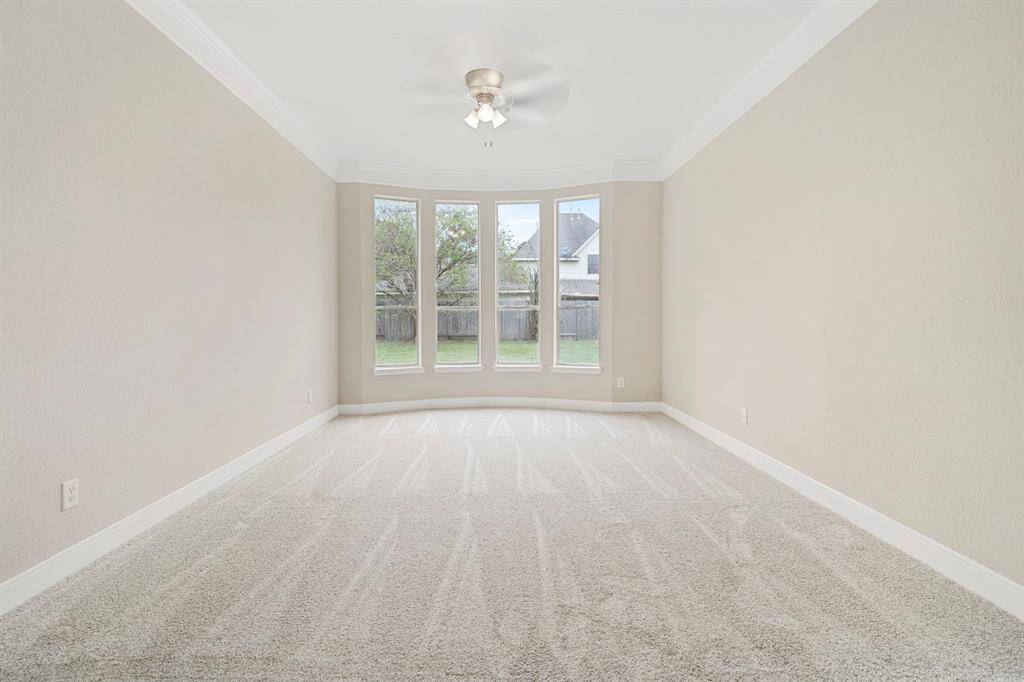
[477,102,495,123]
[462,69,512,131]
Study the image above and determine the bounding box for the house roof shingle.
[513,212,598,260]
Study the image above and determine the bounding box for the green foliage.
[374,199,418,309]
[435,204,479,306]
[375,201,541,347]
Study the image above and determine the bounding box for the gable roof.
[513,212,598,260]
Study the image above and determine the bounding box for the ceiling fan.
[461,68,511,130]
[402,57,569,131]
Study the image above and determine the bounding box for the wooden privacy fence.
[557,304,598,340]
[436,308,479,340]
[376,307,416,341]
[497,308,538,341]
[376,304,598,341]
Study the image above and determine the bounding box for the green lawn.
[496,340,539,364]
[374,339,598,366]
[375,340,419,366]
[436,339,481,364]
[556,339,599,366]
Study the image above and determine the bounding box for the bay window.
[374,197,420,367]
[496,202,541,366]
[435,202,480,365]
[555,197,600,367]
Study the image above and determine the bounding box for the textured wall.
[0,1,339,581]
[337,182,662,405]
[662,0,1023,583]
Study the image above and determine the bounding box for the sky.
[497,203,540,245]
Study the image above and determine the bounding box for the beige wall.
[662,0,1023,584]
[338,182,662,405]
[613,183,662,402]
[0,2,339,581]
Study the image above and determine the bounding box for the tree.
[374,199,418,309]
[435,204,480,306]
[374,199,481,320]
[374,200,537,328]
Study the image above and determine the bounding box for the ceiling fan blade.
[505,107,549,126]
[404,85,477,110]
[505,69,569,116]
[510,69,562,96]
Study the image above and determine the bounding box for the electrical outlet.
[740,407,748,424]
[616,377,625,388]
[61,478,79,511]
[307,389,313,404]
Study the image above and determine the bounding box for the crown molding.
[125,0,339,179]
[128,0,876,190]
[334,160,663,191]
[660,0,878,179]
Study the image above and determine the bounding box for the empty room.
[2,0,1022,678]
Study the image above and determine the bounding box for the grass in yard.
[436,339,480,365]
[375,338,598,366]
[557,339,599,366]
[497,340,539,364]
[375,340,417,366]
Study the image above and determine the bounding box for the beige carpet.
[2,409,1021,680]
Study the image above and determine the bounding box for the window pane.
[498,309,539,364]
[557,306,599,365]
[436,309,479,364]
[556,197,599,366]
[497,203,540,365]
[436,203,479,364]
[374,198,418,366]
[497,203,541,309]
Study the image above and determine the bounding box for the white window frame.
[495,201,543,369]
[553,194,602,372]
[434,200,481,368]
[373,195,422,374]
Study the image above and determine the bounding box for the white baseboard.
[0,406,340,615]
[338,397,662,415]
[658,402,1024,621]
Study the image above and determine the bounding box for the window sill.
[433,364,484,373]
[493,364,544,373]
[373,366,425,376]
[551,365,602,374]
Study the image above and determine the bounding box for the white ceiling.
[134,1,875,187]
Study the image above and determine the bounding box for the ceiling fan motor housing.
[465,68,504,90]
[466,68,504,107]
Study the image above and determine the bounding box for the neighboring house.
[509,211,599,302]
